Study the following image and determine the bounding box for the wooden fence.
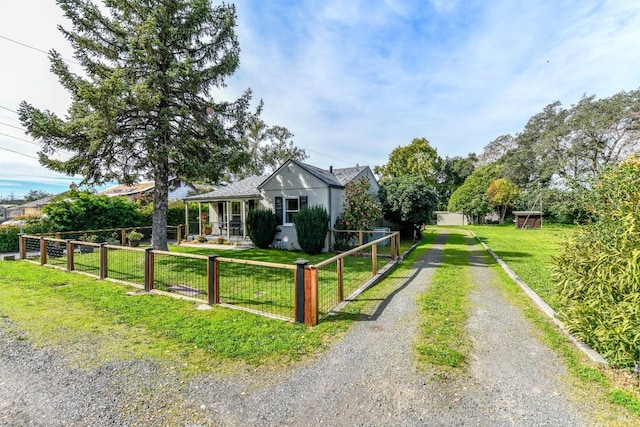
[18,231,401,325]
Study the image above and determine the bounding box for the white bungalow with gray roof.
[184,159,379,251]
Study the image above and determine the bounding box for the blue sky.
[1,0,640,199]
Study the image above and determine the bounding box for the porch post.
[226,200,231,239]
[184,202,189,237]
[241,199,246,238]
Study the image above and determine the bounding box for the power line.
[305,148,356,166]
[0,131,43,147]
[0,105,18,114]
[0,145,39,160]
[0,131,75,156]
[0,121,25,132]
[0,34,80,65]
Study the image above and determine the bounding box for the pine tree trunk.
[152,156,169,251]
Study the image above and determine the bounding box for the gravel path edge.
[469,230,608,365]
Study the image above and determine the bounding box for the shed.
[434,211,470,226]
[513,211,543,229]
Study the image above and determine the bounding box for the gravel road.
[0,232,591,426]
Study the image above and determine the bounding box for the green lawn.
[416,230,473,371]
[463,224,575,309]
[0,237,423,373]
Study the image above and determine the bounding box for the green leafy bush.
[246,209,278,249]
[554,155,640,367]
[0,225,21,252]
[43,190,142,231]
[295,206,330,254]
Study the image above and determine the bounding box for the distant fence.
[19,231,401,325]
[27,225,184,246]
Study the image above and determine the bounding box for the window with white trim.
[285,197,299,224]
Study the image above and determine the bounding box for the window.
[285,198,299,224]
[275,196,307,225]
[231,201,241,223]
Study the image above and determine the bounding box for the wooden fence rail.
[19,231,401,325]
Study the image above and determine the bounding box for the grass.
[0,236,426,375]
[416,229,473,371]
[463,224,574,309]
[460,224,640,424]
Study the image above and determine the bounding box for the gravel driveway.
[0,232,590,426]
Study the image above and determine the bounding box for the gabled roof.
[260,159,370,189]
[185,175,269,201]
[20,193,62,208]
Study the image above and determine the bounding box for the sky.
[1,0,640,199]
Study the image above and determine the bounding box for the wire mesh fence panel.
[218,260,296,319]
[152,252,208,300]
[106,247,145,285]
[23,236,42,261]
[72,245,101,276]
[44,238,68,268]
[341,252,375,298]
[316,262,340,318]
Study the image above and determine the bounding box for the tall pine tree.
[19,0,256,250]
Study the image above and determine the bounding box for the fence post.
[144,248,154,292]
[99,243,108,279]
[19,233,25,260]
[294,260,308,323]
[66,240,74,272]
[177,225,183,245]
[372,243,378,275]
[40,237,46,265]
[207,255,219,304]
[306,267,318,326]
[337,258,344,302]
[390,234,397,259]
[121,228,127,246]
[358,231,363,247]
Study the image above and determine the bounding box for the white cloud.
[2,0,640,198]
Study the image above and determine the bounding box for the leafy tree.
[340,178,382,231]
[485,178,520,224]
[22,190,53,203]
[437,154,477,210]
[234,118,307,179]
[246,209,278,249]
[379,175,436,238]
[554,155,640,367]
[447,163,501,222]
[295,206,330,254]
[19,0,257,250]
[43,190,142,231]
[374,137,441,186]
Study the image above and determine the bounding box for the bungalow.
[184,159,380,251]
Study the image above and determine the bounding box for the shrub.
[295,206,330,254]
[554,155,640,367]
[246,209,278,249]
[0,225,21,252]
[43,190,142,231]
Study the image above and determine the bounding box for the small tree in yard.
[379,175,436,238]
[19,0,257,250]
[246,210,278,249]
[341,178,382,231]
[295,206,330,255]
[554,155,640,367]
[485,178,520,224]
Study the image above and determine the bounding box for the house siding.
[260,162,335,250]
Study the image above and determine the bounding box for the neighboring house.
[184,159,380,251]
[99,178,196,202]
[0,184,76,222]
